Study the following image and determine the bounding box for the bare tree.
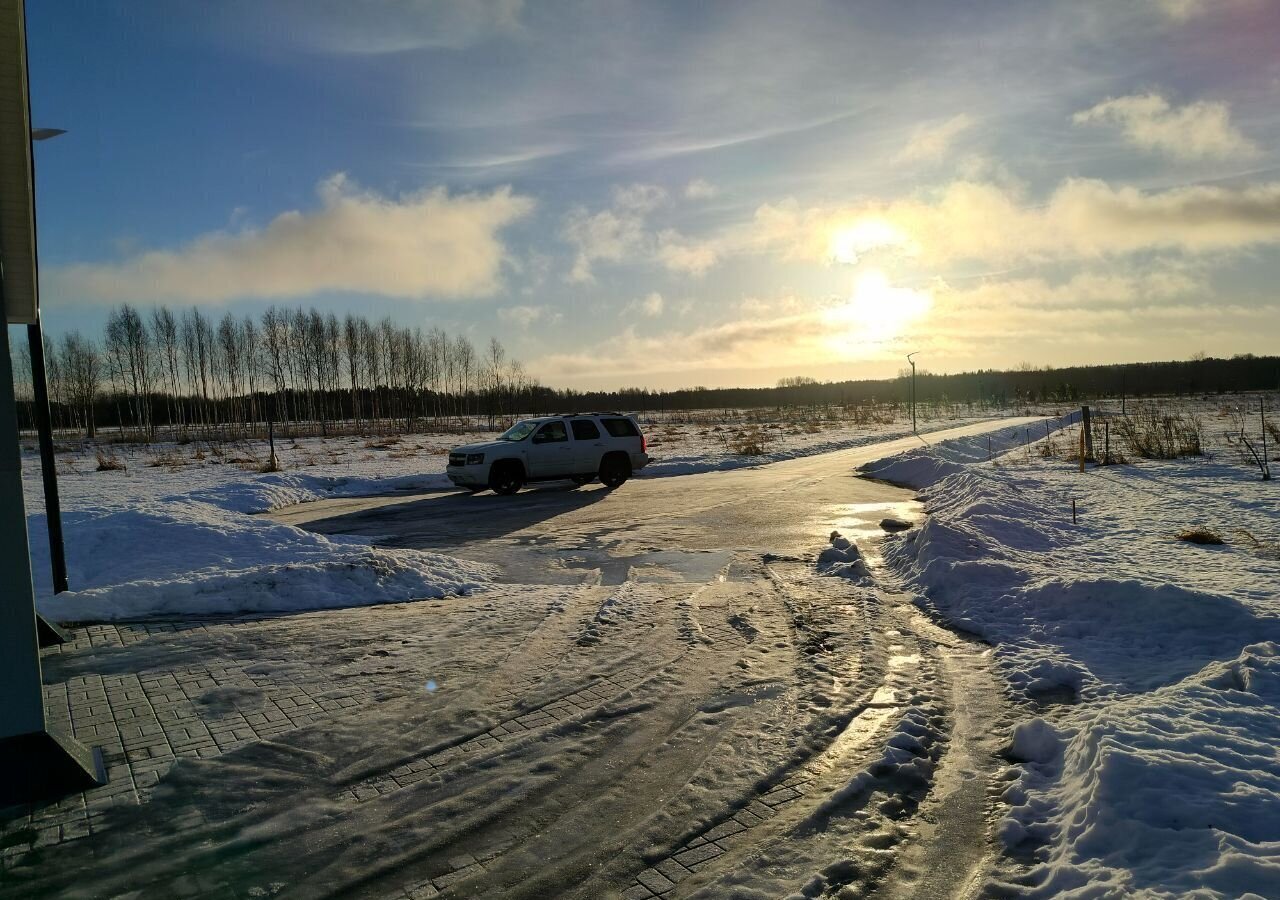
[151,306,183,429]
[60,332,101,438]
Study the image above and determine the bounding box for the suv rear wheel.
[488,461,524,496]
[599,454,631,489]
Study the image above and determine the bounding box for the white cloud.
[684,179,718,200]
[50,175,534,304]
[563,184,722,281]
[656,230,720,275]
[625,292,665,317]
[750,178,1280,266]
[561,184,667,283]
[613,183,668,213]
[1073,93,1258,160]
[498,304,555,327]
[896,114,974,163]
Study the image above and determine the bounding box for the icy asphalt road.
[8,418,1042,900]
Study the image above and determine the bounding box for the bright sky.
[25,0,1280,390]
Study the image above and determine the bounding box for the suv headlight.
[466,453,485,465]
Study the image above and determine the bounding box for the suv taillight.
[642,435,647,453]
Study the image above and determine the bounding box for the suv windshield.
[498,421,539,442]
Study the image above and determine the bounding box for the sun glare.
[826,219,903,265]
[826,269,931,347]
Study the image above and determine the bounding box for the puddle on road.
[468,540,743,587]
[559,548,736,585]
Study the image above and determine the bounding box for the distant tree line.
[548,355,1280,415]
[10,304,545,439]
[8,303,1278,442]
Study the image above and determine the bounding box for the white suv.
[447,413,649,495]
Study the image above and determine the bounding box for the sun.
[826,270,931,346]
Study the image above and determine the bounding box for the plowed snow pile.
[23,447,495,622]
[862,413,1280,897]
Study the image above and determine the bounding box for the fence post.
[1104,420,1110,466]
[1081,405,1093,460]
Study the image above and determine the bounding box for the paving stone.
[432,863,482,889]
[654,858,691,884]
[636,868,675,893]
[673,844,722,868]
[704,820,744,841]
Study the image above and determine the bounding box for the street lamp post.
[907,352,919,433]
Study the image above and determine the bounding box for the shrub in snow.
[1176,526,1225,545]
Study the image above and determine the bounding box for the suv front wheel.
[488,461,524,496]
[599,454,631,489]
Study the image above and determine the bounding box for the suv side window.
[571,420,600,441]
[600,418,639,437]
[533,421,568,443]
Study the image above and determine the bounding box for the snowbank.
[999,643,1280,898]
[31,496,492,622]
[30,491,491,627]
[862,410,1280,895]
[23,443,489,622]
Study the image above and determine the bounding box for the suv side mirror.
[532,431,548,444]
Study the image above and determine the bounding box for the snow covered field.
[862,395,1280,897]
[18,406,1002,622]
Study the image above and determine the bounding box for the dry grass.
[95,449,126,472]
[147,449,188,469]
[1234,529,1280,560]
[1116,409,1203,460]
[364,436,401,450]
[1177,526,1225,546]
[727,427,772,456]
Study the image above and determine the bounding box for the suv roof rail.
[551,411,626,417]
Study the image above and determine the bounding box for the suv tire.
[599,454,631,489]
[489,461,524,496]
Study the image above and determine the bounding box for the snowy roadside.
[639,413,1000,477]
[19,413,1018,623]
[860,405,1280,897]
[21,436,490,622]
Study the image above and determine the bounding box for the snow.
[816,530,867,579]
[862,396,1280,897]
[17,409,1021,622]
[20,435,493,621]
[641,410,999,478]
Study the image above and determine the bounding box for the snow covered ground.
[861,396,1280,897]
[17,406,1009,622]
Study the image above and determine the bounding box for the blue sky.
[23,0,1280,389]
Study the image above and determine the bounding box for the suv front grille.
[448,453,466,467]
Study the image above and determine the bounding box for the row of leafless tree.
[10,304,540,440]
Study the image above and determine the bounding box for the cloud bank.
[752,178,1280,266]
[50,175,534,304]
[1073,93,1258,160]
